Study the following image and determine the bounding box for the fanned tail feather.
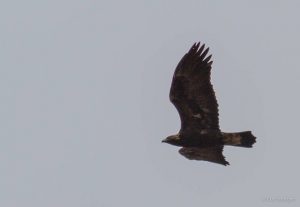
[222,131,256,148]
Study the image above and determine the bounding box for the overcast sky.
[0,1,299,206]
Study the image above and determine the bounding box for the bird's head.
[162,134,182,146]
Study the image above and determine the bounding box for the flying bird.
[162,42,256,166]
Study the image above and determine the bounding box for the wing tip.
[188,41,212,63]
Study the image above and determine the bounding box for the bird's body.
[162,42,256,165]
[165,131,222,147]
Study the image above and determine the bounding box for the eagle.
[162,42,256,166]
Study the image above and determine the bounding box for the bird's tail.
[222,131,256,148]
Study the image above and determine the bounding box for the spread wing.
[169,42,219,135]
[179,146,229,166]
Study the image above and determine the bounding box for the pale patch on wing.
[200,129,209,134]
[192,113,202,119]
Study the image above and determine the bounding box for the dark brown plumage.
[162,42,256,166]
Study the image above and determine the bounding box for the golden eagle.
[162,42,256,166]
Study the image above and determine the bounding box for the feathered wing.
[169,42,219,135]
[179,146,229,166]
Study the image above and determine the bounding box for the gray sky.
[0,0,299,206]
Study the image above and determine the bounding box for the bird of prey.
[162,42,256,166]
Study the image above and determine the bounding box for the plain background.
[0,0,299,206]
